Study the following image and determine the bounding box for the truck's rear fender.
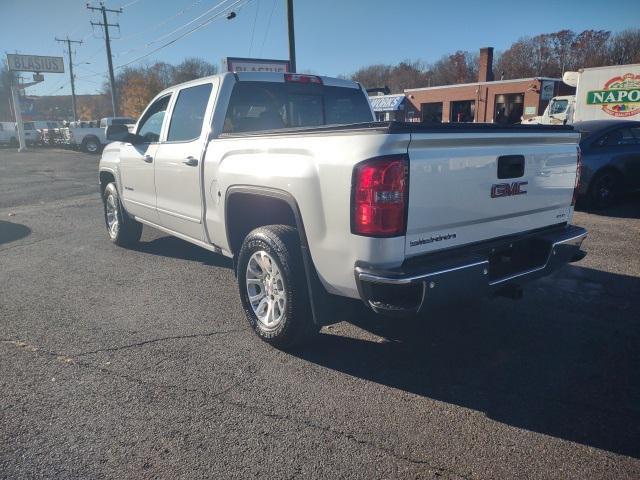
[205,133,411,300]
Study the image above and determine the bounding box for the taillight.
[352,155,408,237]
[284,73,322,84]
[571,145,582,206]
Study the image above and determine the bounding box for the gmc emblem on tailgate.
[491,181,528,198]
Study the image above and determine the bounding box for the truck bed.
[218,121,576,138]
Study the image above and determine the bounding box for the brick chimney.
[478,47,494,83]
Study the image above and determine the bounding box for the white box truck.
[525,63,640,125]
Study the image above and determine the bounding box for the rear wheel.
[237,225,318,349]
[82,136,100,154]
[588,170,622,210]
[102,182,142,247]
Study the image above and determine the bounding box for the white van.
[0,122,17,145]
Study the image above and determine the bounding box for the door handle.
[142,155,153,163]
[183,156,198,167]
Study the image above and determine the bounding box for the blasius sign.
[7,54,64,73]
[224,57,290,73]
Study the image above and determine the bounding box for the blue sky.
[2,0,640,96]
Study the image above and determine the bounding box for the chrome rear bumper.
[355,225,587,315]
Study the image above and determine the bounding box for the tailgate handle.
[497,155,525,179]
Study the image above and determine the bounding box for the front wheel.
[237,225,318,349]
[102,182,142,247]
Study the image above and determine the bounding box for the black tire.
[82,136,101,154]
[588,170,622,210]
[237,225,318,349]
[102,182,142,247]
[9,137,18,147]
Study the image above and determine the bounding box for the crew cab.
[99,72,587,348]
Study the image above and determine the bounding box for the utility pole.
[55,37,83,122]
[9,75,27,152]
[87,2,122,116]
[286,0,296,73]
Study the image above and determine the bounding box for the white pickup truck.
[67,117,135,153]
[99,72,587,348]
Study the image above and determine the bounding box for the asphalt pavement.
[1,148,639,479]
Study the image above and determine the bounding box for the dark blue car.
[574,120,640,209]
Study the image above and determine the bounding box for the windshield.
[549,99,568,115]
[111,118,134,125]
[223,81,373,134]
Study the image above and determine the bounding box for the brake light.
[284,73,322,85]
[352,155,408,236]
[571,145,582,206]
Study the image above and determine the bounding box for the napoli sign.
[586,73,640,118]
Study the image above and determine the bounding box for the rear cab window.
[223,80,372,134]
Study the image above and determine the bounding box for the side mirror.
[106,124,142,144]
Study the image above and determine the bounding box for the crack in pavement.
[71,328,248,357]
[1,337,472,480]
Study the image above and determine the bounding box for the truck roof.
[159,71,362,96]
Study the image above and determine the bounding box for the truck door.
[154,81,216,241]
[119,94,171,223]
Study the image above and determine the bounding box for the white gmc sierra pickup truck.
[99,72,587,348]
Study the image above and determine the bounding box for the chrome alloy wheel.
[246,250,286,329]
[105,193,119,239]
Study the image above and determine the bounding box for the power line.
[114,0,236,58]
[87,2,122,116]
[258,0,276,57]
[248,0,259,56]
[114,0,205,43]
[115,0,249,70]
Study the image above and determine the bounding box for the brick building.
[405,47,575,124]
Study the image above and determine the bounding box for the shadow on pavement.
[133,235,233,269]
[0,221,31,245]
[297,264,640,458]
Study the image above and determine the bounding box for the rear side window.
[596,128,640,147]
[223,81,372,134]
[167,83,213,142]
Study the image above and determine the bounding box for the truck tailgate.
[405,130,580,257]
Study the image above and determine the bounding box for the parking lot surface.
[1,148,639,479]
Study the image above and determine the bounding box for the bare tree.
[608,29,640,65]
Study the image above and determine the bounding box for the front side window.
[167,83,213,142]
[223,81,372,134]
[137,95,171,143]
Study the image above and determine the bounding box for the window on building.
[494,93,524,125]
[450,100,475,123]
[421,102,442,123]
